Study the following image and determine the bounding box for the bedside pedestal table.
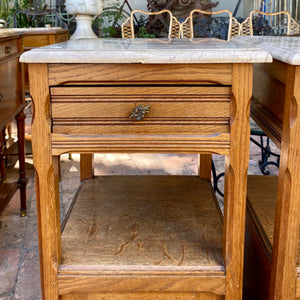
[235,36,300,300]
[21,38,271,300]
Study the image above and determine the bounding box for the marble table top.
[234,36,300,65]
[0,27,65,34]
[20,38,272,64]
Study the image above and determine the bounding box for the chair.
[240,10,297,174]
[181,9,241,40]
[121,9,181,39]
[240,10,300,36]
[13,9,67,29]
[179,9,241,197]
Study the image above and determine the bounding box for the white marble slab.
[234,36,300,65]
[0,27,63,35]
[20,38,272,64]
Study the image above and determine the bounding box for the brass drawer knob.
[5,46,12,55]
[129,104,151,121]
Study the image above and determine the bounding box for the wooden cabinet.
[21,38,272,299]
[0,33,26,216]
[0,28,68,216]
[27,58,253,300]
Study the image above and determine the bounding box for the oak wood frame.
[28,61,252,300]
[246,59,300,299]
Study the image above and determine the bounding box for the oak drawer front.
[51,86,231,135]
[0,39,18,59]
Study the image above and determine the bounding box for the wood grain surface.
[59,175,224,295]
[28,59,252,299]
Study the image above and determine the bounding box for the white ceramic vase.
[65,0,103,39]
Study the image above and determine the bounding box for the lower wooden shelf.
[58,175,225,297]
[0,182,18,215]
[3,139,32,156]
[244,175,300,299]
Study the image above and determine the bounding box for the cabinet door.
[0,57,20,129]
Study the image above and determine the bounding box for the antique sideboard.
[21,38,271,300]
[0,32,26,216]
[0,28,68,217]
[1,27,68,91]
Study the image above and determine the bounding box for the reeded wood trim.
[51,85,231,96]
[223,63,252,299]
[28,63,61,300]
[61,292,223,300]
[48,64,233,86]
[51,85,230,137]
[52,124,229,137]
[252,63,286,126]
[51,133,230,156]
[250,100,282,149]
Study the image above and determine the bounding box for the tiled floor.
[0,108,280,299]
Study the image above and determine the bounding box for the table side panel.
[253,63,286,123]
[48,64,233,86]
[252,62,286,147]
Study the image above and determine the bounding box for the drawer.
[51,86,231,135]
[0,39,18,59]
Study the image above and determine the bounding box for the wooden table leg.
[80,154,94,181]
[0,129,6,183]
[16,110,27,216]
[199,154,212,181]
[29,63,61,300]
[224,63,252,299]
